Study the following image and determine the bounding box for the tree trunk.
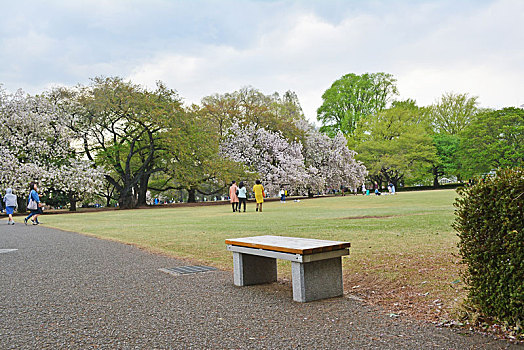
[133,184,139,203]
[118,183,136,208]
[308,189,314,198]
[137,173,150,207]
[17,197,27,213]
[188,188,196,203]
[370,174,382,187]
[119,193,136,209]
[116,180,138,209]
[104,185,114,207]
[432,166,440,188]
[392,179,399,189]
[69,199,77,212]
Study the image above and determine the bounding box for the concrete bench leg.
[232,252,278,286]
[291,257,344,302]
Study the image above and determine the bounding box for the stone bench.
[225,235,350,302]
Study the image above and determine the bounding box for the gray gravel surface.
[0,222,521,349]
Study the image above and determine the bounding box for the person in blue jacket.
[25,182,43,225]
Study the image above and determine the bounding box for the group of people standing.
[228,180,265,212]
[1,182,43,225]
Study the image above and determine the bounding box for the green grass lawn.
[42,189,464,320]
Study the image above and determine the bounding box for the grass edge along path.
[40,190,464,323]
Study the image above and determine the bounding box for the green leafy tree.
[200,92,241,138]
[459,107,524,177]
[355,100,436,187]
[431,133,461,186]
[137,85,303,203]
[428,92,478,185]
[151,107,252,202]
[430,92,478,135]
[61,77,185,209]
[317,72,398,137]
[201,87,306,142]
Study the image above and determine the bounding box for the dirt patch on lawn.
[341,215,396,220]
[339,213,429,220]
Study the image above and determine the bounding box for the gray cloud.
[1,0,522,122]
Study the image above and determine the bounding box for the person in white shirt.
[279,187,286,202]
[237,181,247,212]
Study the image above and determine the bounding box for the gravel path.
[0,222,520,349]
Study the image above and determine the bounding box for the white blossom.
[220,120,367,196]
[220,121,307,194]
[0,88,104,201]
[302,123,367,193]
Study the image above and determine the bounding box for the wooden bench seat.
[226,235,350,302]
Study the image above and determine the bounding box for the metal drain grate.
[0,249,18,254]
[159,265,217,276]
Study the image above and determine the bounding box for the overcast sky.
[1,0,523,122]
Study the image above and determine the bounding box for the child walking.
[3,188,18,225]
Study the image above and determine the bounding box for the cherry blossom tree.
[220,120,367,197]
[46,159,105,211]
[220,122,307,195]
[0,88,104,211]
[0,147,44,202]
[301,121,367,196]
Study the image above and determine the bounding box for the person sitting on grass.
[375,188,381,196]
[3,188,18,225]
[253,180,265,212]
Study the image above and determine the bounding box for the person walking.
[253,180,265,212]
[3,188,18,225]
[24,182,43,225]
[229,181,239,212]
[237,181,247,212]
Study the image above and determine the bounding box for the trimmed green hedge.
[396,183,463,192]
[453,168,523,332]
